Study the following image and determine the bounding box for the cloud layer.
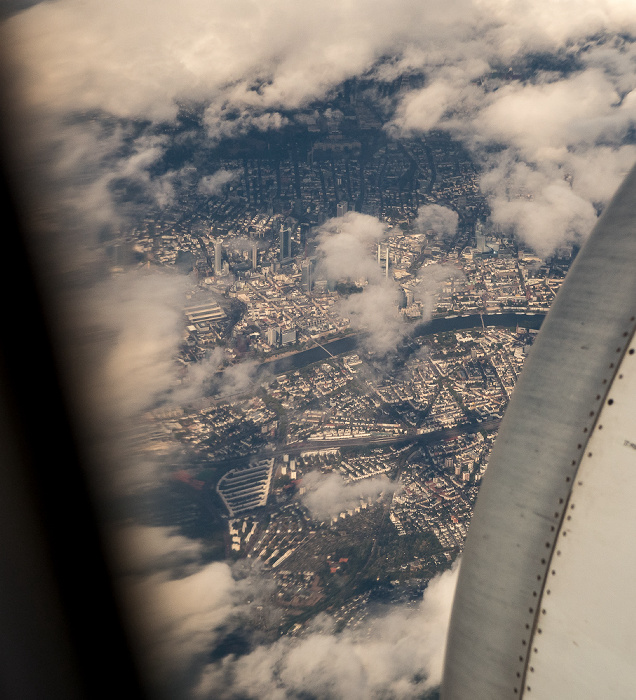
[113,525,277,697]
[4,0,467,122]
[113,523,459,700]
[196,562,460,700]
[6,0,636,253]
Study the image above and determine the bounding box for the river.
[261,312,546,376]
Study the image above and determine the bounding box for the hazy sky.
[4,1,636,697]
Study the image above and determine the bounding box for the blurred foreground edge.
[442,164,636,699]
[0,127,149,698]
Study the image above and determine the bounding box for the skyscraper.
[214,239,223,275]
[280,226,292,262]
[475,220,486,253]
[337,201,348,218]
[301,259,314,292]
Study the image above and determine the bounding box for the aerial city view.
[4,1,636,698]
[109,88,563,698]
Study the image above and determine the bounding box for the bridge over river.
[261,312,546,376]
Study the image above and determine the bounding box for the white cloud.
[111,524,205,577]
[7,0,636,255]
[314,213,410,353]
[380,5,636,254]
[316,212,388,283]
[170,347,226,405]
[86,269,190,422]
[3,0,472,126]
[415,263,465,322]
[471,69,630,159]
[389,60,636,254]
[203,105,289,143]
[29,120,175,242]
[216,358,262,398]
[148,337,263,407]
[312,213,409,352]
[195,562,460,700]
[414,204,459,240]
[112,525,279,696]
[198,169,239,196]
[66,270,195,496]
[565,144,636,204]
[127,563,236,678]
[480,157,598,256]
[339,281,409,355]
[301,471,400,521]
[389,78,483,136]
